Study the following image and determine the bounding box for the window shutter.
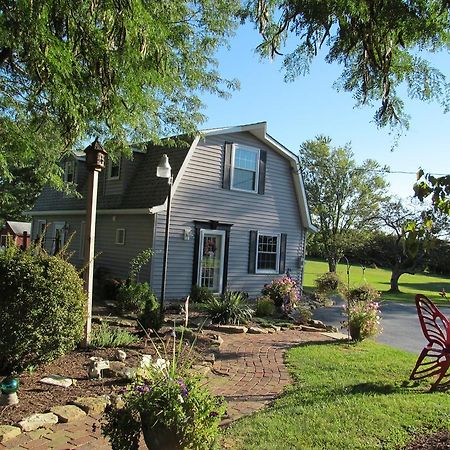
[248,230,257,274]
[279,233,287,274]
[222,142,233,189]
[258,150,267,195]
[192,226,201,285]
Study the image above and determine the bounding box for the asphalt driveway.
[313,299,450,354]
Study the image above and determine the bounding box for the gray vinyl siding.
[33,153,146,211]
[32,214,154,282]
[151,131,305,300]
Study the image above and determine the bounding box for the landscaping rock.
[39,375,73,388]
[270,325,281,332]
[203,353,216,364]
[18,413,59,432]
[0,425,21,443]
[114,349,127,361]
[72,396,110,415]
[210,334,224,346]
[212,325,248,334]
[123,367,137,380]
[308,319,327,329]
[50,405,86,423]
[103,361,126,378]
[191,364,211,376]
[248,326,269,334]
[300,325,326,332]
[108,319,135,327]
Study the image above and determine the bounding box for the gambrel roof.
[30,122,316,231]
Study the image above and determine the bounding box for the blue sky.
[200,23,450,200]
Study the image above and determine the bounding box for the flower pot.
[349,324,362,341]
[141,414,183,450]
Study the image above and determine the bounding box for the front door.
[198,229,225,294]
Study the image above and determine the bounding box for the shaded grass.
[225,341,450,450]
[303,259,450,304]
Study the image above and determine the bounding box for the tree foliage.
[300,136,388,272]
[373,201,438,292]
[245,0,450,129]
[0,0,239,218]
[414,169,450,214]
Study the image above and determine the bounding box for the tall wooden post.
[82,139,106,347]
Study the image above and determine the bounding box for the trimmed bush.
[203,291,254,325]
[116,282,155,315]
[255,296,276,317]
[190,284,215,304]
[289,304,313,324]
[0,245,86,372]
[139,295,162,332]
[102,278,125,301]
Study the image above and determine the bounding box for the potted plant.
[342,284,382,341]
[102,335,225,450]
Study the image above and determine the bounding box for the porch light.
[156,154,173,320]
[157,154,172,179]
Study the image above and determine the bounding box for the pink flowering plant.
[102,333,225,450]
[262,275,300,311]
[341,284,382,341]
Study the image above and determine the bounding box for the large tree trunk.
[328,258,337,273]
[389,270,402,293]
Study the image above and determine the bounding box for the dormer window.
[108,157,121,180]
[63,160,76,183]
[231,146,259,192]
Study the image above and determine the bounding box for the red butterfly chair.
[410,294,450,390]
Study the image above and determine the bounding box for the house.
[29,122,316,300]
[0,221,31,249]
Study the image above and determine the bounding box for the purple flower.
[209,411,219,417]
[134,384,151,393]
[177,378,188,398]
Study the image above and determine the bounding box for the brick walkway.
[0,329,334,449]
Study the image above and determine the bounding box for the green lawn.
[303,258,450,303]
[224,341,450,450]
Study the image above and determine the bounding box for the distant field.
[303,258,450,304]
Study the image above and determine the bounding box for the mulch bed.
[1,343,145,425]
[0,318,213,426]
[404,430,450,449]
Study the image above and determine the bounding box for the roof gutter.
[27,208,154,216]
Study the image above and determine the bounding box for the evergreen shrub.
[0,245,86,372]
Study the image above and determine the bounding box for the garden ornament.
[0,375,19,405]
[87,359,110,379]
[410,294,450,390]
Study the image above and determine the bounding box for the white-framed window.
[115,228,126,245]
[63,160,76,183]
[108,157,121,180]
[256,232,280,273]
[231,145,259,192]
